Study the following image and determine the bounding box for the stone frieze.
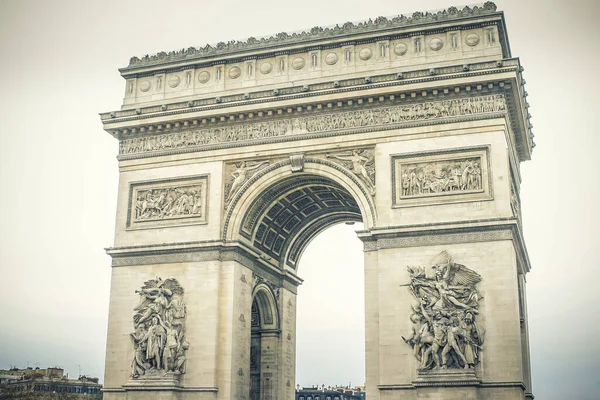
[127,176,208,229]
[119,94,506,156]
[400,157,483,198]
[392,147,491,207]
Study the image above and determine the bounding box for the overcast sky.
[0,0,598,398]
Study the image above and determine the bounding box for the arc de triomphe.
[100,3,534,399]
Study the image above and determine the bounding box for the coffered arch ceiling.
[240,174,363,270]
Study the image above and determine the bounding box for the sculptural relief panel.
[392,146,492,207]
[223,159,271,209]
[402,251,485,371]
[130,277,188,381]
[127,175,209,230]
[119,95,506,157]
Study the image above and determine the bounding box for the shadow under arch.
[223,157,377,271]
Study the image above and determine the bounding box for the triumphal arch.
[100,3,534,399]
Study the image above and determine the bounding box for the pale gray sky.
[0,0,598,398]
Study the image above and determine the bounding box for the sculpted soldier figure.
[144,316,166,370]
[402,251,484,370]
[130,277,188,379]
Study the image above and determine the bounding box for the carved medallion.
[127,175,209,229]
[325,52,339,65]
[394,42,408,56]
[139,80,151,92]
[429,38,443,51]
[401,251,484,370]
[197,71,211,83]
[465,33,480,47]
[168,75,181,88]
[292,57,305,70]
[259,62,273,75]
[359,47,373,61]
[229,66,241,79]
[131,277,188,379]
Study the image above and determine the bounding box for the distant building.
[0,367,102,398]
[295,385,365,400]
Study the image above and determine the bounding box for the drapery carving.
[119,95,506,156]
[224,160,270,208]
[131,277,188,379]
[135,186,203,221]
[400,157,482,197]
[128,176,208,229]
[402,251,484,370]
[326,149,375,196]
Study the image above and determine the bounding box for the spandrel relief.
[224,160,270,209]
[401,251,484,370]
[127,175,208,229]
[131,277,188,379]
[326,149,375,196]
[119,95,506,156]
[392,147,491,207]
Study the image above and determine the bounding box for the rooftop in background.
[0,367,102,398]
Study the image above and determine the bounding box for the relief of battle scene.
[130,277,188,380]
[128,176,208,228]
[135,185,203,221]
[401,157,482,198]
[401,251,485,371]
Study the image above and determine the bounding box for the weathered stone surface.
[101,3,534,400]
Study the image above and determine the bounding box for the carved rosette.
[131,277,188,380]
[402,251,484,371]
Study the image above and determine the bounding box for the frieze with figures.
[400,157,483,198]
[127,176,208,229]
[401,251,484,371]
[119,95,506,156]
[392,147,491,207]
[130,277,188,380]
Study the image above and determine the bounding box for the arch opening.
[250,285,280,400]
[239,173,364,270]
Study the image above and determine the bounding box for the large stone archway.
[101,4,535,400]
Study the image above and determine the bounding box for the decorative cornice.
[106,240,303,289]
[377,380,526,391]
[102,58,519,123]
[124,3,499,70]
[357,217,531,273]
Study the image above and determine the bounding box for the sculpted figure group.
[402,251,485,370]
[131,277,188,379]
[120,95,506,156]
[401,158,482,197]
[135,186,203,221]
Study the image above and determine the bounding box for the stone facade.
[101,3,534,400]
